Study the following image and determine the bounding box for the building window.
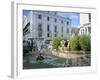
[38,15,42,19]
[38,23,42,37]
[89,13,91,22]
[61,20,63,23]
[55,34,57,37]
[47,25,50,32]
[54,26,57,32]
[38,24,42,31]
[47,33,50,37]
[55,18,57,22]
[47,16,50,21]
[61,26,63,33]
[45,40,50,44]
[67,21,69,25]
[67,28,69,33]
[54,12,57,15]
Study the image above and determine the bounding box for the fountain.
[58,40,66,52]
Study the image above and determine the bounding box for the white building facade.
[23,11,72,46]
[79,13,91,35]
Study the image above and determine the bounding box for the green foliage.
[52,35,91,51]
[70,34,91,51]
[79,35,91,51]
[70,35,81,50]
[52,37,61,50]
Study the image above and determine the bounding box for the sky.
[57,12,80,27]
[23,10,80,28]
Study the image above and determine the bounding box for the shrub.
[79,35,91,51]
[52,37,61,50]
[70,35,81,50]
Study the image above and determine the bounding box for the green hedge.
[52,35,91,51]
[70,35,91,51]
[70,35,81,50]
[79,35,91,51]
[52,37,61,50]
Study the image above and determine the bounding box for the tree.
[52,37,61,50]
[70,35,81,50]
[79,35,91,51]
